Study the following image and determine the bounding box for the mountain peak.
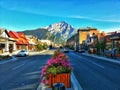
[22,21,77,44]
[46,21,76,41]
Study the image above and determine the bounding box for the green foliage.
[57,66,65,73]
[52,49,60,58]
[43,43,48,49]
[95,41,100,51]
[46,65,70,75]
[68,45,74,50]
[37,43,43,51]
[100,40,106,51]
[105,45,112,50]
[95,40,106,55]
[0,55,11,60]
[47,66,58,74]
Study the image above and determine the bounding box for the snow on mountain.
[46,21,77,41]
[23,21,77,44]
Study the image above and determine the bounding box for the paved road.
[66,51,120,90]
[0,50,54,90]
[1,49,120,90]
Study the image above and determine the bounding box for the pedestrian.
[111,48,116,59]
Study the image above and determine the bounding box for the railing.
[104,49,119,58]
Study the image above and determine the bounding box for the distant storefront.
[9,31,29,51]
[0,29,16,54]
[26,35,39,51]
[67,27,100,50]
[109,32,120,54]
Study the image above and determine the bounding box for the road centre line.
[70,52,104,69]
[70,52,87,60]
[12,63,25,70]
[91,62,104,69]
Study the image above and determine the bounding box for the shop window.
[0,43,5,49]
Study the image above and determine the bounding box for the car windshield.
[21,50,25,52]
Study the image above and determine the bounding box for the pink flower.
[41,79,49,85]
[40,49,72,85]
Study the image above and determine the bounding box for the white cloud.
[100,27,120,33]
[68,15,120,23]
[91,19,120,23]
[67,15,88,19]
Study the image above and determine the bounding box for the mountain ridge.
[22,21,77,44]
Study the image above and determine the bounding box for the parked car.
[17,50,29,57]
[60,46,63,49]
[63,48,69,53]
[79,49,85,53]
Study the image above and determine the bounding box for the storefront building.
[9,31,29,51]
[0,29,16,54]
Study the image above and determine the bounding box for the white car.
[17,50,29,56]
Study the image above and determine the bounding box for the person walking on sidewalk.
[111,48,117,59]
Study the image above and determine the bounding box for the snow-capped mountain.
[22,21,77,44]
[45,21,77,41]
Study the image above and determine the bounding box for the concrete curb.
[37,72,83,90]
[71,72,83,90]
[82,53,120,65]
[29,50,48,56]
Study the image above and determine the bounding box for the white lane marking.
[0,57,18,65]
[12,63,25,70]
[70,52,104,69]
[91,62,104,69]
[70,53,87,60]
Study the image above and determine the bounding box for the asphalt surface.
[0,50,54,90]
[1,49,120,90]
[66,51,120,90]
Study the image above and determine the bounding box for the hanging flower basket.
[115,54,120,57]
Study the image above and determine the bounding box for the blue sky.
[0,0,120,32]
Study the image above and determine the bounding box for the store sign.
[110,36,120,39]
[0,39,6,42]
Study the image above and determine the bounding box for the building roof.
[0,28,10,38]
[110,33,120,40]
[78,27,97,31]
[9,31,29,45]
[9,31,19,38]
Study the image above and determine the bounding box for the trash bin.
[52,82,65,90]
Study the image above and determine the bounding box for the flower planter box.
[48,73,71,88]
[89,48,95,54]
[106,53,111,58]
[115,54,120,57]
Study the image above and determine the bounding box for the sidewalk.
[29,50,48,56]
[81,52,120,65]
[37,72,83,90]
[0,50,48,56]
